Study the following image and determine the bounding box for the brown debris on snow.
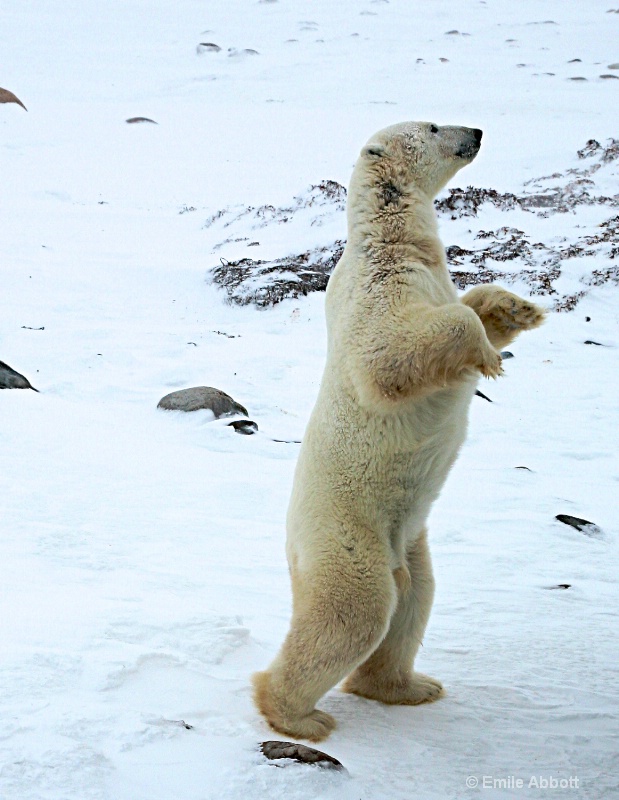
[0,87,27,111]
[260,740,346,770]
[211,241,345,307]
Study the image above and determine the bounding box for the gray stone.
[157,386,247,417]
[0,360,38,391]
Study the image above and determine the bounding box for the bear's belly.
[289,379,475,548]
[350,411,466,540]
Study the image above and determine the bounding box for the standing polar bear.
[253,121,545,742]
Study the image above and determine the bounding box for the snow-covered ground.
[1,2,618,798]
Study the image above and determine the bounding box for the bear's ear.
[362,143,386,159]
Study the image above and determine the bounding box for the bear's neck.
[346,171,445,274]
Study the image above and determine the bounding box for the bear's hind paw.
[394,672,445,705]
[344,671,444,706]
[272,709,337,743]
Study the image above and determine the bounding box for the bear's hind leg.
[252,669,337,742]
[253,559,396,741]
[342,531,443,705]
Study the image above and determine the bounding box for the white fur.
[253,121,545,742]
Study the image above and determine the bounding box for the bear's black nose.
[472,128,483,143]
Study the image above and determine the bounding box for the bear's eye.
[429,124,439,134]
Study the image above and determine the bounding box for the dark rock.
[166,718,194,729]
[475,389,492,402]
[555,514,602,536]
[227,47,260,58]
[500,350,514,359]
[228,419,258,435]
[196,42,221,53]
[584,340,605,346]
[126,117,158,124]
[545,584,572,590]
[157,387,248,417]
[0,360,38,391]
[260,741,346,771]
[515,466,533,471]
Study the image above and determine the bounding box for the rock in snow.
[0,360,38,391]
[260,741,346,771]
[227,419,258,435]
[555,514,602,536]
[157,386,248,417]
[0,86,27,111]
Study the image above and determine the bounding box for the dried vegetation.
[208,141,619,309]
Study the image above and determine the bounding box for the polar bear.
[253,121,545,742]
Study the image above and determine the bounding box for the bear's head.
[358,121,482,198]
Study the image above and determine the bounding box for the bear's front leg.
[460,285,546,350]
[363,303,503,401]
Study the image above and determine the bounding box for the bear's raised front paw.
[489,292,546,332]
[476,347,503,380]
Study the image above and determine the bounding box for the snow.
[1,1,618,798]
